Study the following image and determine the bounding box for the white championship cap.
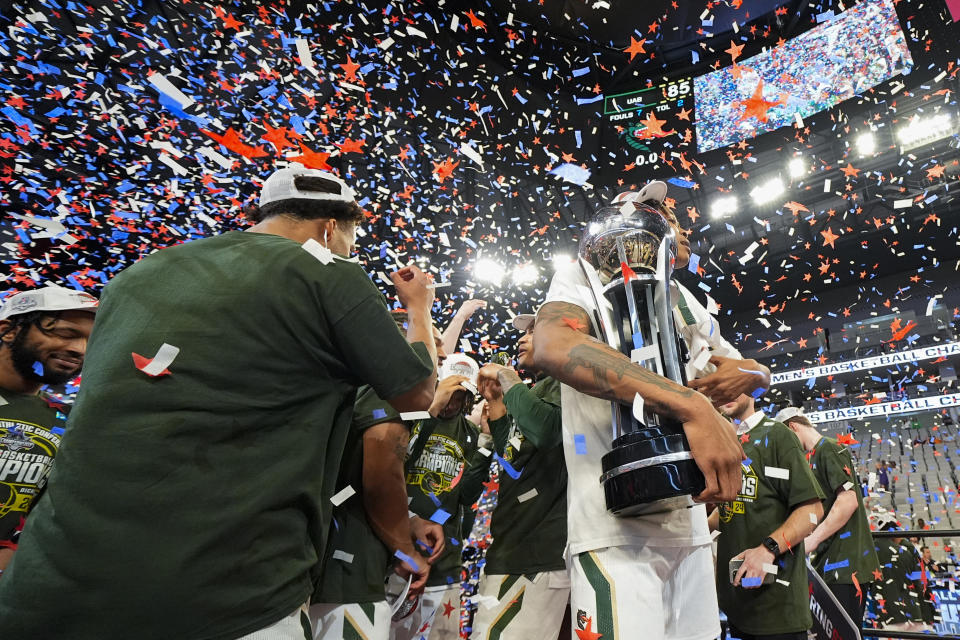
[259,163,356,207]
[512,314,536,332]
[773,407,806,424]
[440,353,480,387]
[0,285,99,322]
[611,180,668,208]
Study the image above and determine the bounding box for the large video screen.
[694,0,914,153]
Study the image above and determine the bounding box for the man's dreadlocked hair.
[245,175,364,225]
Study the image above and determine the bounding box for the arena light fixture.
[512,263,539,286]
[787,157,806,178]
[897,113,954,151]
[473,258,505,285]
[710,196,738,219]
[749,178,785,205]
[856,132,876,156]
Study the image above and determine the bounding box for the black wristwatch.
[762,536,781,557]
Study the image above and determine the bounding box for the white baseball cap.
[512,314,536,332]
[612,180,668,208]
[0,285,99,322]
[440,353,480,387]
[259,163,356,207]
[774,407,806,424]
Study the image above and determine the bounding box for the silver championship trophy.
[578,185,705,515]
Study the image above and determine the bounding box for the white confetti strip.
[330,485,356,506]
[138,343,180,376]
[332,550,354,563]
[517,488,538,502]
[400,411,432,421]
[295,39,318,75]
[691,349,712,372]
[630,344,659,365]
[764,466,790,480]
[762,563,779,575]
[147,72,194,108]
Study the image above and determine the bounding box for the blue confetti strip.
[429,508,452,525]
[574,434,587,455]
[394,549,420,571]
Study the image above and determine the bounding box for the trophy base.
[600,431,706,516]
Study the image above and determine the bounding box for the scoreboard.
[602,77,697,173]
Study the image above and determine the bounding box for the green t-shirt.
[314,386,403,604]
[0,390,67,543]
[874,540,925,625]
[808,437,880,585]
[0,232,433,640]
[484,376,566,575]
[405,413,483,587]
[716,416,825,635]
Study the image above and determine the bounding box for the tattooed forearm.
[497,368,523,395]
[561,342,696,417]
[391,431,410,463]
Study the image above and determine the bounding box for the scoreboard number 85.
[665,79,692,99]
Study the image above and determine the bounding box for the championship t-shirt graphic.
[406,433,466,496]
[717,464,758,522]
[0,420,61,528]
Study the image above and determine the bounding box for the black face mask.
[8,324,77,386]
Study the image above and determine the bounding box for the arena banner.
[930,587,960,635]
[771,342,960,385]
[808,561,861,640]
[806,392,960,424]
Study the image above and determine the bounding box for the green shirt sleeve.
[328,285,434,402]
[502,382,562,450]
[818,440,856,495]
[458,421,488,507]
[770,421,825,508]
[352,385,405,432]
[488,414,513,455]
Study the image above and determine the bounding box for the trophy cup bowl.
[579,201,673,284]
[579,199,706,515]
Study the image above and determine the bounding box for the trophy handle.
[653,233,685,384]
[578,258,618,349]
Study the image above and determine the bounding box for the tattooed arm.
[531,301,744,502]
[362,421,430,591]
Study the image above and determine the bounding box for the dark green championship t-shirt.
[0,390,67,544]
[484,376,566,575]
[808,437,880,585]
[874,540,925,625]
[405,413,484,587]
[314,385,404,604]
[0,232,433,640]
[716,416,825,636]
